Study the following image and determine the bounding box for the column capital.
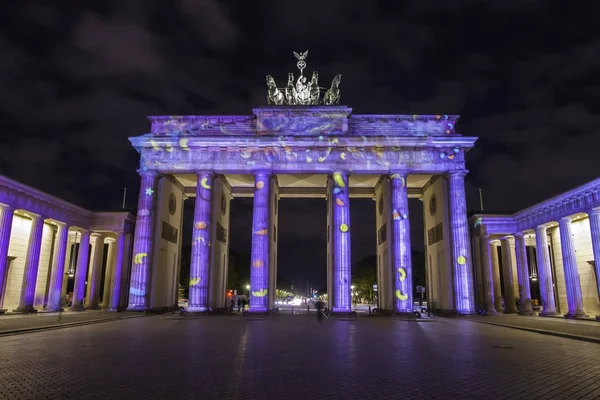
[587,207,600,217]
[137,169,160,178]
[512,232,525,239]
[499,236,513,243]
[535,225,548,234]
[560,216,574,224]
[0,203,14,211]
[253,170,272,178]
[448,170,468,178]
[78,228,91,235]
[194,170,215,177]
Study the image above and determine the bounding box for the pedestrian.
[316,299,324,322]
[237,298,241,312]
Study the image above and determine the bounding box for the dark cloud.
[1,1,599,285]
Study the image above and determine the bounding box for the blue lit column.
[513,232,533,315]
[45,223,69,312]
[559,217,587,318]
[108,232,125,311]
[87,234,105,309]
[127,171,159,311]
[500,237,517,313]
[330,171,351,313]
[448,171,475,314]
[588,208,600,320]
[535,225,558,316]
[389,173,412,313]
[71,229,90,311]
[15,215,45,313]
[188,171,214,312]
[249,172,271,313]
[479,230,498,315]
[0,205,14,312]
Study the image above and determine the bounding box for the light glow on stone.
[188,172,214,312]
[331,171,351,313]
[249,172,271,313]
[390,172,413,313]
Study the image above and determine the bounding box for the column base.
[106,307,124,313]
[0,309,6,314]
[596,315,600,321]
[539,310,558,317]
[248,306,268,314]
[13,307,37,313]
[518,310,533,316]
[503,310,518,314]
[126,305,149,312]
[40,308,64,313]
[186,306,209,313]
[86,305,101,310]
[70,304,86,312]
[564,311,589,318]
[484,308,499,316]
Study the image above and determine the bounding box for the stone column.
[101,238,116,308]
[71,229,91,311]
[15,215,45,313]
[188,172,214,312]
[389,173,412,313]
[86,234,105,309]
[479,231,498,314]
[500,237,517,313]
[513,232,533,315]
[535,225,557,316]
[558,217,587,318]
[108,232,125,311]
[490,242,503,311]
[45,223,69,312]
[448,171,475,314]
[249,172,272,313]
[127,171,159,311]
[330,171,352,313]
[588,208,600,320]
[0,205,14,312]
[119,233,133,310]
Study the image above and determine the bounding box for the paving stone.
[0,315,599,399]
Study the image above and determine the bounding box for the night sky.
[1,2,599,290]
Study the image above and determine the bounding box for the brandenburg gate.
[126,51,478,315]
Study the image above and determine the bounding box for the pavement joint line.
[466,318,600,344]
[0,314,151,337]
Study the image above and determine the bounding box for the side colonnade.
[0,176,134,314]
[471,179,600,320]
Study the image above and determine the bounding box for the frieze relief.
[0,185,90,227]
[515,187,600,231]
[140,144,465,174]
[147,112,461,137]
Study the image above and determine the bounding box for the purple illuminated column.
[513,232,533,315]
[330,171,351,313]
[389,173,412,313]
[127,171,159,311]
[188,172,214,312]
[479,231,498,314]
[15,215,45,313]
[448,171,475,314]
[108,232,125,311]
[588,208,600,319]
[558,217,587,318]
[535,225,557,316]
[71,229,91,311]
[249,172,271,313]
[500,238,517,313]
[45,223,69,312]
[0,205,14,311]
[87,234,105,309]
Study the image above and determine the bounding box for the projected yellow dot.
[457,256,467,265]
[339,223,349,233]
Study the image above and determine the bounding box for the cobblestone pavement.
[1,315,599,400]
[0,310,144,334]
[467,314,600,340]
